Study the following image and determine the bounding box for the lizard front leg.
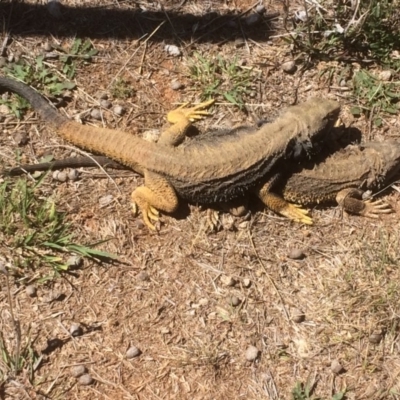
[336,188,393,218]
[131,171,178,230]
[157,99,214,146]
[256,180,313,225]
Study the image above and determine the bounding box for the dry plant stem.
[247,230,291,322]
[5,273,21,375]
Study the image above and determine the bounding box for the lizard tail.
[0,77,67,127]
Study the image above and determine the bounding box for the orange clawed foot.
[279,203,313,225]
[132,201,160,231]
[167,99,215,124]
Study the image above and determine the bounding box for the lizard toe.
[362,200,393,218]
[280,204,313,225]
[205,209,221,232]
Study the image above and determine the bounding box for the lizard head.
[287,97,341,160]
[364,141,400,185]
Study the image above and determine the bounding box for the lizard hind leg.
[131,171,179,230]
[257,183,313,225]
[336,188,393,218]
[158,99,215,146]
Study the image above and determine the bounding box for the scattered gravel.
[291,308,305,323]
[164,44,181,57]
[379,70,392,81]
[136,271,150,281]
[90,108,102,120]
[52,171,68,182]
[331,359,344,374]
[220,275,236,287]
[14,131,29,146]
[66,255,83,269]
[170,80,183,90]
[256,4,266,13]
[67,169,80,181]
[100,99,112,109]
[70,323,83,337]
[287,248,305,260]
[78,374,94,386]
[229,296,241,307]
[71,365,87,378]
[113,105,125,116]
[369,331,383,344]
[242,278,251,288]
[244,13,261,26]
[126,346,141,359]
[245,345,259,361]
[25,285,37,297]
[281,60,297,74]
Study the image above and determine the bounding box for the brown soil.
[1,1,400,399]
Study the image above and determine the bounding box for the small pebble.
[52,170,67,182]
[164,44,181,57]
[100,99,112,109]
[160,327,170,334]
[66,255,83,269]
[220,275,236,287]
[234,38,245,48]
[369,331,383,344]
[97,91,108,100]
[0,262,8,275]
[13,51,22,63]
[238,220,249,230]
[170,80,183,90]
[25,285,37,297]
[229,296,241,307]
[281,61,297,74]
[244,13,261,26]
[90,108,102,120]
[331,359,344,374]
[14,131,29,146]
[242,278,251,288]
[113,105,125,116]
[287,248,305,260]
[142,129,160,143]
[294,10,308,22]
[78,374,94,386]
[0,104,10,114]
[291,308,305,323]
[198,298,209,306]
[136,271,150,281]
[245,345,259,361]
[99,194,114,207]
[47,0,62,18]
[126,346,141,359]
[379,70,392,81]
[43,42,53,51]
[71,365,87,378]
[227,20,238,29]
[67,169,79,181]
[70,323,83,337]
[256,4,266,13]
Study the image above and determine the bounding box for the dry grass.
[1,1,400,399]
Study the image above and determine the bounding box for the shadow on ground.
[1,1,278,42]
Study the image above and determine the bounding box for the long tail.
[0,77,67,127]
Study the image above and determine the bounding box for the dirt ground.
[1,1,400,399]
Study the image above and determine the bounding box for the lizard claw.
[167,99,215,124]
[205,209,221,232]
[361,199,393,218]
[132,201,160,231]
[280,203,313,225]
